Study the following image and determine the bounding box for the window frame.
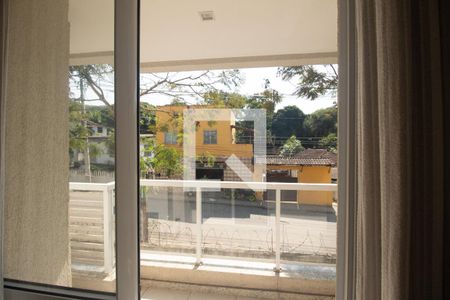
[336,0,357,299]
[0,0,7,297]
[0,0,356,299]
[203,129,217,145]
[0,0,140,299]
[164,131,178,145]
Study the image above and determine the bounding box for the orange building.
[266,149,337,206]
[155,105,254,181]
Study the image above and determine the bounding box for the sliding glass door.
[1,0,127,298]
[1,1,348,299]
[138,1,338,299]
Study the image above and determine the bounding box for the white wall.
[69,0,337,69]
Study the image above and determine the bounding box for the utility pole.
[80,76,92,182]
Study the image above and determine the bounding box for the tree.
[70,65,245,242]
[140,70,243,100]
[139,102,156,134]
[69,65,245,168]
[69,66,115,178]
[279,135,305,156]
[319,133,337,152]
[69,103,113,165]
[248,79,282,121]
[139,138,183,242]
[244,83,283,150]
[247,88,281,116]
[271,106,306,139]
[69,65,114,176]
[202,90,247,108]
[152,146,183,178]
[278,65,338,100]
[197,152,216,168]
[303,106,337,137]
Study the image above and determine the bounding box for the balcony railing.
[69,182,115,274]
[69,180,337,274]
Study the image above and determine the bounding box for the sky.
[140,67,336,114]
[238,67,336,114]
[78,66,336,114]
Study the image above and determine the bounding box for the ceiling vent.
[199,11,215,21]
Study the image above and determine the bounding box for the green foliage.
[217,69,244,89]
[152,145,183,178]
[139,102,156,134]
[319,133,337,152]
[155,110,184,141]
[279,135,305,156]
[88,143,103,158]
[234,120,254,144]
[247,82,282,127]
[139,137,154,178]
[278,65,338,100]
[69,65,114,113]
[105,130,115,156]
[69,101,89,153]
[139,138,183,179]
[271,106,306,138]
[247,89,281,115]
[202,90,247,108]
[303,106,337,137]
[169,98,189,106]
[197,152,216,168]
[69,101,115,159]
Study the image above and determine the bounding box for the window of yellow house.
[164,132,177,144]
[203,130,217,144]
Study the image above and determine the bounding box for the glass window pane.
[4,0,116,293]
[164,132,177,144]
[139,1,337,297]
[203,130,217,144]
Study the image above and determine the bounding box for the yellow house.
[155,105,254,180]
[266,149,337,206]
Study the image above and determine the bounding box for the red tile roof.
[266,149,337,166]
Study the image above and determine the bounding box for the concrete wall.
[4,0,71,286]
[267,165,334,206]
[298,166,333,206]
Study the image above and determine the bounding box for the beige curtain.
[1,0,71,285]
[354,0,444,299]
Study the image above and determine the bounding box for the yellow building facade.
[155,105,256,181]
[155,105,253,158]
[266,150,337,206]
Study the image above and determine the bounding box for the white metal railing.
[141,180,337,272]
[69,180,337,273]
[69,182,115,274]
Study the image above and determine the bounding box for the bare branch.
[78,69,114,113]
[329,64,338,78]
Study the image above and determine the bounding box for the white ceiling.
[69,0,337,71]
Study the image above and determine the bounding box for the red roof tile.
[266,149,337,166]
